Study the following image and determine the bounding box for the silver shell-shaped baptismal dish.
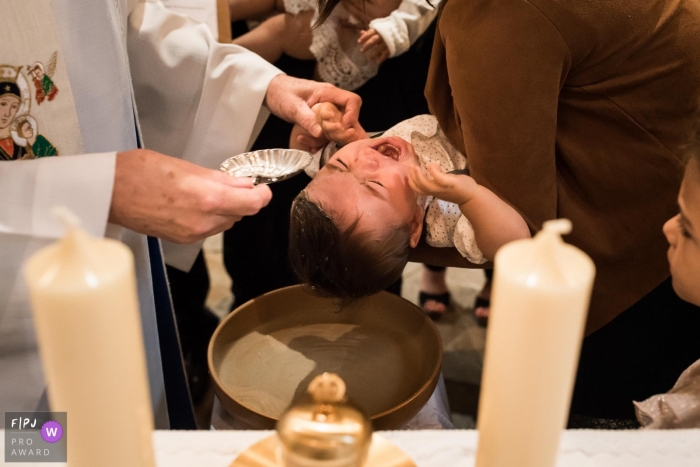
[220,148,313,185]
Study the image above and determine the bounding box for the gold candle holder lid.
[276,373,372,464]
[228,374,417,467]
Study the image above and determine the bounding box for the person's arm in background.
[362,0,440,62]
[126,0,361,270]
[426,0,570,235]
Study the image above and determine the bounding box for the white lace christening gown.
[284,0,379,91]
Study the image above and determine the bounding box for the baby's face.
[20,122,33,138]
[307,136,424,242]
[663,158,700,305]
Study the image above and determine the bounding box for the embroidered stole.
[0,0,84,161]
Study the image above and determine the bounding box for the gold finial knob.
[308,373,346,403]
[276,373,372,467]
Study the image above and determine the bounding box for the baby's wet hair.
[289,191,411,303]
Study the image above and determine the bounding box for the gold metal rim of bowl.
[229,433,417,467]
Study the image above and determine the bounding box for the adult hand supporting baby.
[109,149,272,244]
[264,75,362,138]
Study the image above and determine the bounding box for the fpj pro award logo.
[5,412,67,463]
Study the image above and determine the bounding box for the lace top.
[283,0,438,90]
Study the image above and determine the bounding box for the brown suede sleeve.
[428,0,571,233]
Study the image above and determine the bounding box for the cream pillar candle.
[476,219,595,467]
[23,207,155,467]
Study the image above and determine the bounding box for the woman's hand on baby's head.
[409,163,479,206]
[358,29,390,64]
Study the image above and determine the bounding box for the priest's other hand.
[264,74,362,139]
[109,150,272,243]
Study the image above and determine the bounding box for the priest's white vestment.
[0,0,280,427]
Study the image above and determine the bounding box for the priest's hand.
[109,150,272,243]
[264,75,362,139]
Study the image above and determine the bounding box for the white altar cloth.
[4,429,699,466]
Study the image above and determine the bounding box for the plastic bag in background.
[634,359,700,429]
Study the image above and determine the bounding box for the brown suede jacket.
[425,0,700,334]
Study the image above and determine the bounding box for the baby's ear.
[408,203,424,248]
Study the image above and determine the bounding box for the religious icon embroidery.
[27,52,59,105]
[11,115,57,158]
[0,64,58,161]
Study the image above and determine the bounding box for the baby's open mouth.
[376,143,401,161]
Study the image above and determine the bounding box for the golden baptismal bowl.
[208,285,442,430]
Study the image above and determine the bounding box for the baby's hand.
[358,29,390,64]
[409,163,479,206]
[312,102,367,145]
[290,123,327,153]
